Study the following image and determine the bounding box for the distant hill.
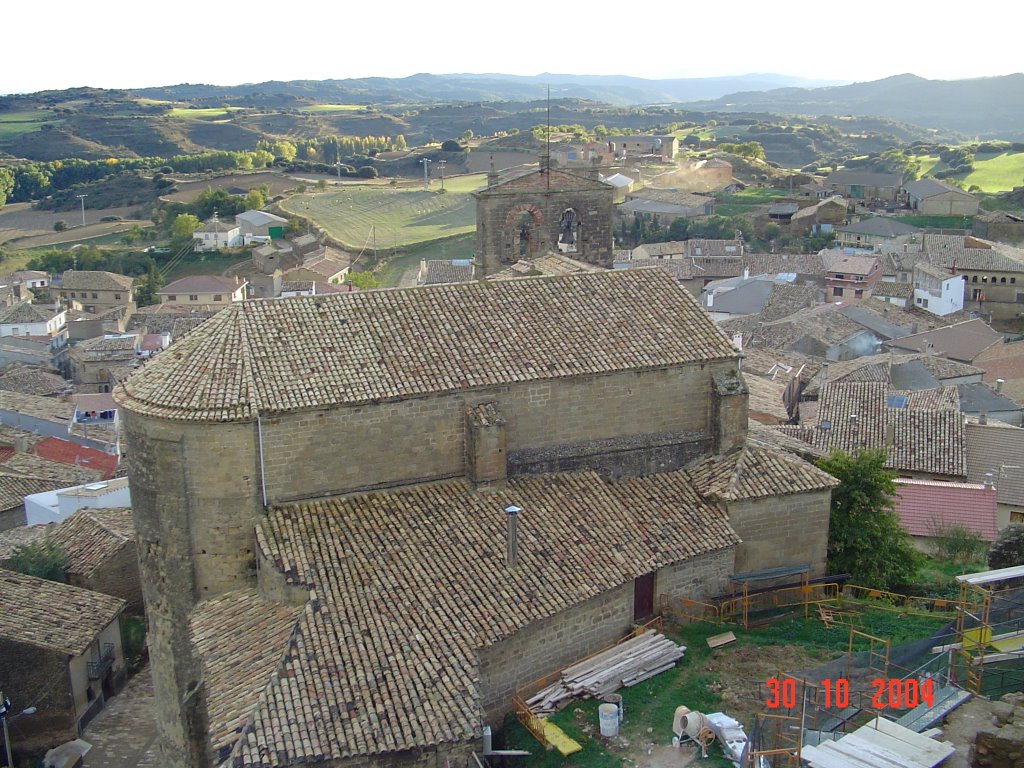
[686,73,1024,137]
[132,72,843,107]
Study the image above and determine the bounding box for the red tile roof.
[893,478,998,541]
[33,438,118,479]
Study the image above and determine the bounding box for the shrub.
[989,523,1024,569]
[928,520,987,564]
[440,140,463,152]
[357,166,378,179]
[53,220,66,232]
[100,215,123,222]
[10,539,67,582]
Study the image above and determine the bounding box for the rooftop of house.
[0,364,68,397]
[915,261,958,281]
[0,523,51,561]
[0,390,74,423]
[836,303,914,340]
[487,252,605,280]
[126,310,218,335]
[966,421,1024,507]
[418,260,475,286]
[686,445,838,502]
[48,506,135,577]
[627,189,713,209]
[837,218,921,238]
[742,252,826,276]
[474,166,611,197]
[59,270,135,292]
[284,250,351,279]
[924,235,1024,273]
[73,392,117,414]
[116,270,738,422]
[829,256,879,277]
[872,281,914,299]
[0,570,125,656]
[904,179,975,199]
[159,275,246,295]
[779,381,966,477]
[624,258,744,282]
[31,437,119,479]
[976,210,1024,224]
[204,469,738,765]
[893,478,997,541]
[791,197,846,221]
[0,302,63,325]
[0,452,104,486]
[957,382,1023,415]
[723,303,867,352]
[0,473,74,512]
[826,170,902,188]
[618,198,700,215]
[195,217,240,234]
[235,210,288,227]
[887,318,1003,362]
[70,334,139,361]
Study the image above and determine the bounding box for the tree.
[989,523,1024,570]
[346,271,380,290]
[135,261,165,307]
[53,220,67,232]
[0,166,12,208]
[244,187,267,210]
[440,140,463,152]
[10,539,67,582]
[815,449,919,590]
[357,166,378,179]
[170,213,201,242]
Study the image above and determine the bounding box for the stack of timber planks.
[526,630,685,715]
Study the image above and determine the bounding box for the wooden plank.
[823,736,912,768]
[803,743,872,768]
[707,631,736,648]
[868,718,956,763]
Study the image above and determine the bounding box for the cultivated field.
[965,152,1024,193]
[0,202,149,247]
[166,107,242,119]
[298,104,364,113]
[0,110,59,140]
[160,172,304,203]
[280,174,485,250]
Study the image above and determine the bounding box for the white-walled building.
[193,216,242,252]
[913,261,965,316]
[24,476,131,525]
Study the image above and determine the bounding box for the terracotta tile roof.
[116,270,737,422]
[60,270,135,292]
[966,421,1024,506]
[0,523,52,561]
[687,445,838,501]
[0,390,74,423]
[159,275,245,295]
[747,422,826,460]
[0,302,62,325]
[0,473,69,511]
[487,253,604,280]
[829,255,879,276]
[781,381,966,477]
[216,470,738,765]
[744,373,789,422]
[127,310,220,334]
[0,454,104,486]
[191,590,302,757]
[725,303,866,353]
[893,479,997,541]
[888,319,1003,363]
[71,334,139,361]
[49,507,134,577]
[871,281,913,299]
[759,283,821,322]
[742,253,826,276]
[0,365,68,397]
[924,234,1024,273]
[0,570,124,655]
[32,437,119,479]
[418,260,474,285]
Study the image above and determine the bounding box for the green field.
[964,152,1024,193]
[714,187,790,216]
[167,107,242,119]
[281,174,485,250]
[0,110,57,140]
[299,104,364,113]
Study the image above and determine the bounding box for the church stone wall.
[726,489,832,577]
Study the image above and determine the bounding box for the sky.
[4,1,1022,95]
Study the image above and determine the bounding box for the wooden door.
[633,572,655,621]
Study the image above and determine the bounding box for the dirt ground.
[160,171,301,202]
[0,202,149,246]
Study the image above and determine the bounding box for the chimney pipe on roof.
[849,413,858,425]
[984,472,995,488]
[884,423,895,447]
[996,378,1005,393]
[980,412,988,426]
[505,505,520,568]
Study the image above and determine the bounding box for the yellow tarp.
[962,626,991,651]
[541,718,583,756]
[991,633,1024,653]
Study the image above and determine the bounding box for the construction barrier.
[842,585,966,616]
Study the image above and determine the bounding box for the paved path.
[82,666,160,768]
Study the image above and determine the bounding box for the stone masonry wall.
[727,490,832,577]
[477,548,734,724]
[0,641,76,753]
[71,543,144,612]
[261,363,738,503]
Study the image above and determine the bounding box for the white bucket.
[598,703,619,737]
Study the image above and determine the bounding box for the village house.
[920,234,1024,320]
[892,478,997,552]
[48,505,141,611]
[835,217,921,248]
[788,196,847,235]
[24,476,130,525]
[55,270,135,315]
[417,259,475,286]
[903,179,979,216]
[607,135,678,159]
[886,318,1004,364]
[966,420,1024,528]
[913,261,965,316]
[68,333,140,393]
[0,571,126,754]
[827,254,882,300]
[157,275,248,307]
[281,246,351,285]
[192,215,242,252]
[114,269,836,768]
[974,210,1024,245]
[0,474,72,531]
[234,210,288,243]
[0,363,68,398]
[825,170,902,202]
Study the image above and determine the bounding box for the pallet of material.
[526,630,686,715]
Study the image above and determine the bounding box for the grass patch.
[281,175,486,251]
[299,104,365,113]
[167,107,241,119]
[964,152,1024,193]
[714,187,789,216]
[162,251,247,282]
[374,233,475,288]
[0,110,50,123]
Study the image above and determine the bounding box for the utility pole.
[76,194,88,227]
[437,159,446,191]
[420,158,431,191]
[335,160,342,179]
[0,693,10,768]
